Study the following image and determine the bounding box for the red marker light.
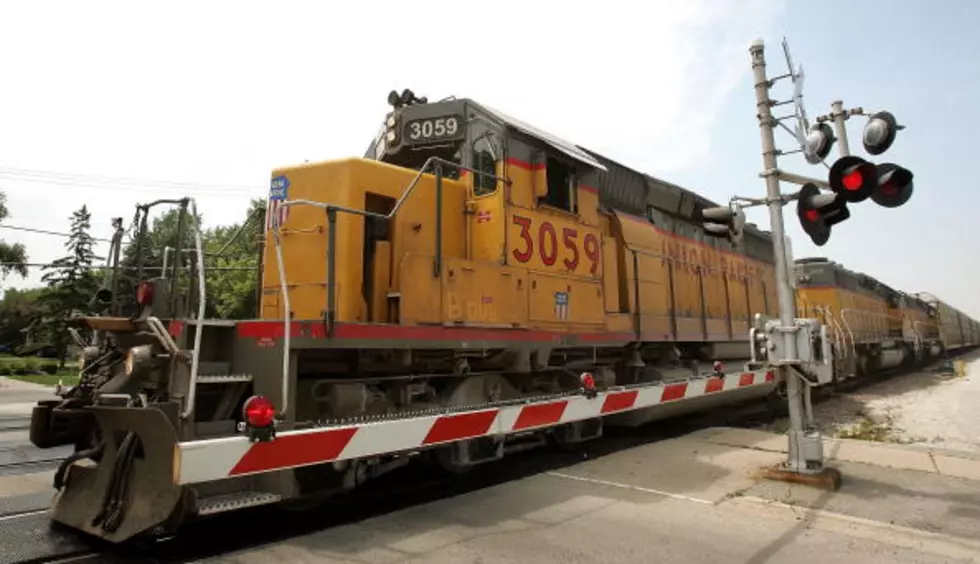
[580,372,596,390]
[804,209,819,222]
[136,282,154,305]
[243,395,276,428]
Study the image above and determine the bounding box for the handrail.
[839,307,909,344]
[146,316,181,355]
[822,304,853,360]
[838,308,857,353]
[268,156,509,421]
[182,198,207,420]
[162,207,262,276]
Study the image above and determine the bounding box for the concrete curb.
[0,377,56,392]
[701,427,980,482]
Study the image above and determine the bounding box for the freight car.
[26,91,976,544]
[914,292,980,351]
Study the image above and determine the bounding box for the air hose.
[91,431,141,533]
[53,440,105,490]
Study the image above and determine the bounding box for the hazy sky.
[1,1,977,316]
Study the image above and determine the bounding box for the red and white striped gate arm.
[175,369,775,485]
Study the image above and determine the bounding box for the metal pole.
[829,100,851,157]
[750,39,821,475]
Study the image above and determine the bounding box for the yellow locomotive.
[25,90,974,544]
[794,257,970,381]
[260,92,779,359]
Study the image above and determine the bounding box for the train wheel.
[433,374,518,474]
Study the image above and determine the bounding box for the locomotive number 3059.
[407,116,460,141]
[512,214,601,275]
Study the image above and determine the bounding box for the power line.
[0,224,115,243]
[0,166,265,196]
[0,262,258,271]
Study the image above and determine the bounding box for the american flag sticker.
[266,175,290,231]
[554,291,569,321]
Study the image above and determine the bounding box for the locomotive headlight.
[386,115,397,128]
[386,130,397,143]
[124,344,155,378]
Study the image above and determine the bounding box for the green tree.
[120,205,202,275]
[0,191,29,278]
[116,200,264,320]
[203,199,265,319]
[39,205,100,365]
[0,287,45,349]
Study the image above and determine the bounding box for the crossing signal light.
[797,182,849,246]
[699,205,746,244]
[871,163,914,208]
[829,155,878,203]
[804,123,836,165]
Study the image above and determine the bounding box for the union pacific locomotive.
[28,90,977,543]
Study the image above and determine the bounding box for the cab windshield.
[382,142,462,180]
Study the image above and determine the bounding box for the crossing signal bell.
[797,183,849,246]
[699,205,746,245]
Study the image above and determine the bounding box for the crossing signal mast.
[697,38,917,491]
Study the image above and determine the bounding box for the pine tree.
[39,205,101,365]
[0,191,29,278]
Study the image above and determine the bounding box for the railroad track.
[3,350,975,564]
[0,420,30,433]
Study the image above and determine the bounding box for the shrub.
[0,365,12,376]
[15,342,52,357]
[41,363,59,375]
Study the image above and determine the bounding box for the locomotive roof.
[794,257,930,308]
[471,101,608,172]
[374,94,774,248]
[468,99,771,237]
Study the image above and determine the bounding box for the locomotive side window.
[543,155,577,213]
[472,134,498,196]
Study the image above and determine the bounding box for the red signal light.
[871,163,914,208]
[829,155,878,203]
[841,170,863,191]
[243,395,276,428]
[797,183,850,246]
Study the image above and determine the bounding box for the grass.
[834,409,922,445]
[836,416,895,442]
[0,353,81,388]
[7,370,80,388]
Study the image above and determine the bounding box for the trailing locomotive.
[28,91,978,544]
[795,257,977,383]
